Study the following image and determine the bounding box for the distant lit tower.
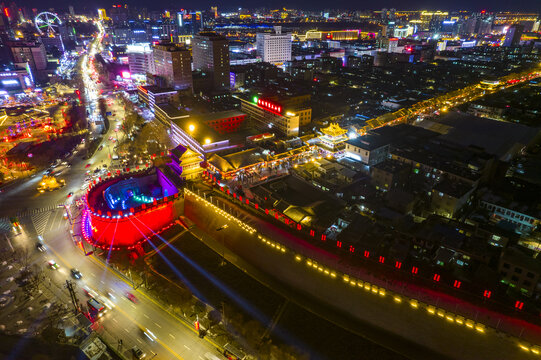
[97,8,107,21]
[503,24,524,47]
[68,5,75,17]
[381,8,387,21]
[211,6,218,19]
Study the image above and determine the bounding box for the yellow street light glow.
[475,325,485,333]
[427,306,435,315]
[204,138,211,145]
[465,320,474,328]
[531,347,540,355]
[394,296,402,303]
[188,124,195,132]
[294,255,301,261]
[378,289,385,296]
[519,344,530,352]
[410,300,418,308]
[364,283,371,291]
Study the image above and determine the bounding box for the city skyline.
[20,1,541,12]
[0,2,541,360]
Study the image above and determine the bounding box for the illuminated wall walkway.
[184,187,541,360]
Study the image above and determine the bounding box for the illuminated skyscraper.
[192,31,230,91]
[152,42,192,90]
[503,24,524,47]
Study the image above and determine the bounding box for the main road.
[0,21,224,360]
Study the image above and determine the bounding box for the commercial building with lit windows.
[137,85,178,115]
[192,31,230,91]
[0,67,34,92]
[238,94,311,137]
[168,109,247,155]
[256,26,292,65]
[152,42,192,90]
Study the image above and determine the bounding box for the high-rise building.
[9,41,47,71]
[211,6,218,19]
[109,4,129,25]
[192,31,230,91]
[127,43,155,77]
[68,5,75,16]
[503,24,524,47]
[152,42,192,90]
[256,26,292,65]
[159,20,179,42]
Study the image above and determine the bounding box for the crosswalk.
[0,217,12,234]
[13,204,65,218]
[31,211,52,236]
[0,203,66,235]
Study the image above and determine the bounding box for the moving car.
[70,268,82,279]
[48,260,59,270]
[125,292,137,303]
[36,243,46,252]
[132,347,146,359]
[142,328,157,342]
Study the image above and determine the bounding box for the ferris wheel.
[35,12,62,36]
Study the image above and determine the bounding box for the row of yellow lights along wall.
[187,186,540,354]
[185,189,256,235]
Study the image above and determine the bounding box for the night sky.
[24,0,541,12]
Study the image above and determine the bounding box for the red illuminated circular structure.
[82,167,183,251]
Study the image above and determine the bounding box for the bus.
[87,298,107,319]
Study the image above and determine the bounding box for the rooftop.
[417,112,540,161]
[433,178,475,199]
[345,133,390,151]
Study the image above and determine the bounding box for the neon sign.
[257,98,282,115]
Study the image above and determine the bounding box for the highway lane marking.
[124,328,129,333]
[184,345,190,350]
[144,314,149,319]
[154,322,161,328]
[88,254,221,355]
[169,333,175,339]
[109,300,185,360]
[136,338,143,344]
[131,304,136,309]
[112,318,118,323]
